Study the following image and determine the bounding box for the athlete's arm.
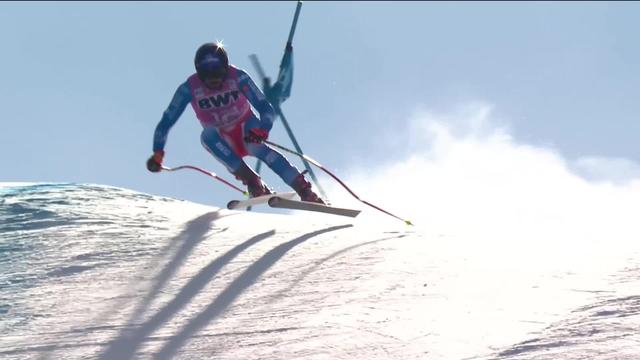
[153,81,193,152]
[237,68,276,131]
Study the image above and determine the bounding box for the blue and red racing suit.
[152,65,302,187]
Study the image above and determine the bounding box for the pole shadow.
[97,211,226,360]
[39,211,228,360]
[153,224,353,360]
[126,211,227,327]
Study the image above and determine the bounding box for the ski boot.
[233,162,273,198]
[291,173,325,204]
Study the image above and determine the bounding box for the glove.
[245,128,269,143]
[146,150,164,173]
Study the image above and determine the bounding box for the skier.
[146,42,324,204]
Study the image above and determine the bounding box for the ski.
[227,192,297,210]
[267,196,361,218]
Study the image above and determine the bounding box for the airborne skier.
[146,42,324,204]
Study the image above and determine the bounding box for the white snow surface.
[1,183,639,360]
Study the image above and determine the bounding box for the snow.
[1,182,639,359]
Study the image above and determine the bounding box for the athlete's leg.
[245,142,300,185]
[242,116,301,185]
[200,127,243,173]
[243,126,324,203]
[201,127,271,197]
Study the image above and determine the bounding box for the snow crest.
[1,183,638,359]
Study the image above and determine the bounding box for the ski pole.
[286,1,303,47]
[262,139,413,226]
[161,165,248,196]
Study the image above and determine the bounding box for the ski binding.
[227,192,297,210]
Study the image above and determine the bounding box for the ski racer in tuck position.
[146,42,324,204]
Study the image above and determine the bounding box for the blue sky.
[1,2,638,209]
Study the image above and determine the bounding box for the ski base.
[227,192,297,210]
[268,196,361,218]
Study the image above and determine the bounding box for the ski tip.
[404,220,414,226]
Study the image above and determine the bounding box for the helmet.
[194,42,229,82]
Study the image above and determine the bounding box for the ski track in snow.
[1,183,639,359]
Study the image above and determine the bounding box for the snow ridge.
[1,183,638,359]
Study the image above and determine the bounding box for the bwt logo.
[198,91,240,109]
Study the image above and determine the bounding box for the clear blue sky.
[1,2,638,206]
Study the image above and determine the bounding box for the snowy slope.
[1,183,639,359]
